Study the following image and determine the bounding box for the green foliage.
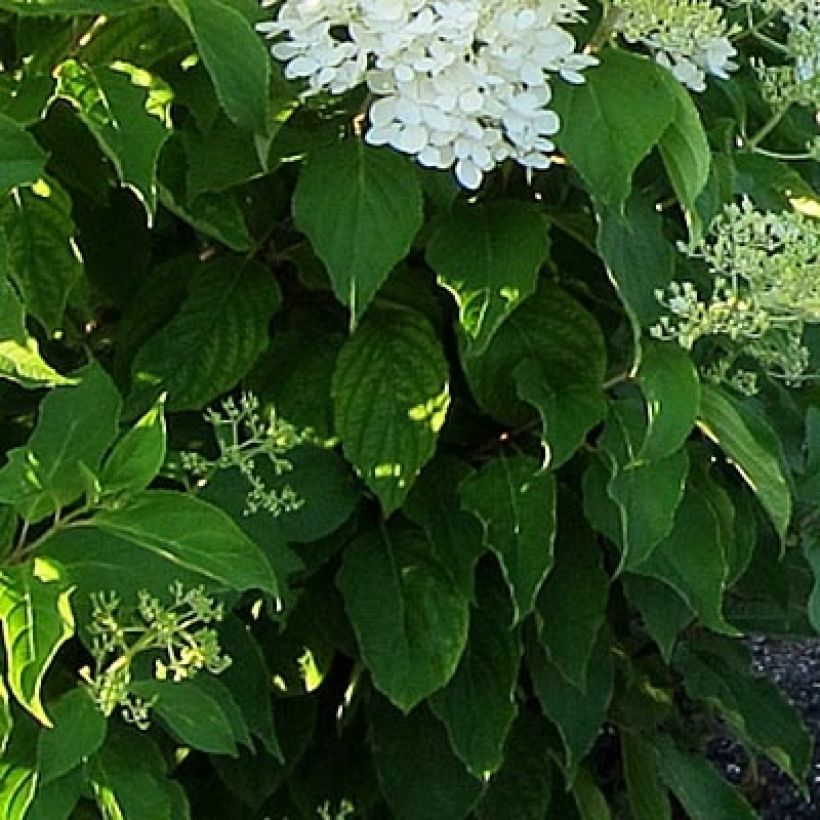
[0,2,817,817]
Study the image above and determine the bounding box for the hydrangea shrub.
[0,0,817,817]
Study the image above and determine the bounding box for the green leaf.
[632,483,737,635]
[127,256,280,414]
[0,0,160,13]
[476,714,554,820]
[573,768,612,820]
[0,362,122,523]
[0,179,83,334]
[463,283,606,429]
[621,575,692,663]
[293,141,423,323]
[403,457,485,598]
[552,49,676,208]
[537,495,609,690]
[637,342,701,461]
[655,735,757,820]
[461,456,557,624]
[100,396,167,494]
[596,190,676,327]
[169,0,271,133]
[37,687,106,785]
[698,384,791,544]
[0,559,74,726]
[426,200,549,354]
[26,767,86,820]
[429,562,521,778]
[657,74,711,241]
[371,698,483,820]
[621,733,671,820]
[530,633,613,781]
[89,726,187,820]
[337,524,469,713]
[56,60,171,217]
[0,114,47,195]
[332,308,449,514]
[40,490,278,600]
[0,713,38,820]
[0,274,73,388]
[675,637,811,786]
[131,679,240,756]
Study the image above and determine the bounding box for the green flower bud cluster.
[181,392,305,518]
[652,196,820,393]
[83,583,231,729]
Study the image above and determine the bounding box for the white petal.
[455,158,483,190]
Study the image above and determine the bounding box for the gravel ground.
[710,638,820,818]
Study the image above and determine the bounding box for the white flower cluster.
[653,196,820,393]
[258,0,597,189]
[610,0,738,91]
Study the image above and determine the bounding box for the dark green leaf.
[0,114,47,195]
[332,308,449,514]
[552,49,676,208]
[372,698,483,820]
[293,141,423,323]
[698,384,791,544]
[461,456,557,624]
[426,200,548,354]
[26,767,86,820]
[621,732,671,820]
[0,362,121,523]
[429,562,521,777]
[0,179,82,333]
[655,735,757,819]
[169,0,271,133]
[40,490,278,600]
[573,768,611,820]
[37,687,106,784]
[337,524,469,712]
[56,60,171,217]
[127,256,280,413]
[0,0,160,13]
[0,559,74,726]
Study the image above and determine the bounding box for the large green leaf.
[371,698,483,820]
[26,767,86,820]
[426,200,549,354]
[39,491,278,600]
[637,342,701,462]
[56,60,171,217]
[170,0,271,133]
[461,456,557,624]
[657,73,711,241]
[0,114,47,195]
[403,457,485,598]
[293,141,423,323]
[631,483,737,635]
[552,48,676,208]
[530,633,613,781]
[655,736,757,819]
[127,256,280,413]
[675,636,811,786]
[337,524,469,712]
[0,179,82,334]
[0,559,74,726]
[476,714,554,820]
[537,497,609,690]
[0,362,121,523]
[130,679,241,756]
[0,0,160,13]
[0,274,72,389]
[332,307,449,514]
[698,384,791,545]
[463,283,606,431]
[429,563,521,778]
[37,687,107,785]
